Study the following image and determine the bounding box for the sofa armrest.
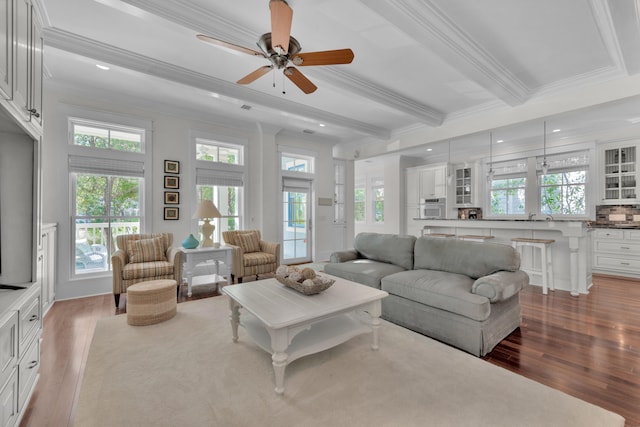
[111,249,126,294]
[330,249,359,263]
[260,240,281,267]
[471,270,529,303]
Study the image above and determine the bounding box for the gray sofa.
[325,232,529,356]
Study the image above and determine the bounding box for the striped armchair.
[222,230,280,283]
[111,233,183,307]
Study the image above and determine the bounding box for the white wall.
[42,87,339,300]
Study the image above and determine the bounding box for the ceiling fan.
[196,0,354,94]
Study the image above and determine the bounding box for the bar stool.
[511,238,555,295]
[458,235,495,242]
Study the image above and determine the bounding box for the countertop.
[415,218,640,229]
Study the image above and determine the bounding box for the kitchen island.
[416,219,592,296]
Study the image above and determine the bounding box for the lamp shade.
[193,199,221,219]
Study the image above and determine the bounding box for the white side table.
[180,246,233,297]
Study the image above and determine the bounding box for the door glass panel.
[282,190,309,262]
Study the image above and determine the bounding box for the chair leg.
[238,277,243,283]
[114,294,120,308]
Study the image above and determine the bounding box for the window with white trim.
[538,151,588,216]
[194,137,245,243]
[69,118,147,276]
[371,177,384,223]
[354,182,365,223]
[281,152,314,173]
[488,159,527,215]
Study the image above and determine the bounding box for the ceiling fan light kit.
[197,0,354,94]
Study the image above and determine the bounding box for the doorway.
[282,178,312,264]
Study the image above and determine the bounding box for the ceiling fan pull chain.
[273,68,276,88]
[282,72,286,95]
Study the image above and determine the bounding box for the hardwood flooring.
[20,276,640,427]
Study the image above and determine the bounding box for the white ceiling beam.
[601,0,640,74]
[361,0,531,107]
[118,0,445,127]
[42,28,390,140]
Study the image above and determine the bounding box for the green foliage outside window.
[490,177,526,215]
[373,186,384,223]
[354,187,365,222]
[540,171,586,215]
[74,126,142,153]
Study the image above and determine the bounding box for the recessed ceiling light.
[96,64,110,70]
[426,148,433,152]
[210,92,220,98]
[552,129,561,133]
[319,123,326,127]
[496,139,504,143]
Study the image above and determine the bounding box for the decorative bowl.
[275,265,335,295]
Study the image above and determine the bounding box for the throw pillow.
[237,232,261,253]
[127,237,167,263]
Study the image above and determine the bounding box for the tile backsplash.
[595,205,640,225]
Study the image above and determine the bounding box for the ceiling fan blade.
[270,0,293,54]
[291,49,355,66]
[237,65,274,85]
[196,34,265,57]
[284,67,317,94]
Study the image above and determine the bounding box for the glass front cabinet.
[455,167,472,205]
[601,143,638,203]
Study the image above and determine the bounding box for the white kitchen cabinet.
[454,166,475,206]
[420,166,446,199]
[592,228,640,277]
[0,0,11,100]
[600,142,638,204]
[39,224,56,315]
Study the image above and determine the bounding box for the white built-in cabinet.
[420,166,446,199]
[404,165,447,236]
[599,141,638,204]
[39,224,56,315]
[592,228,640,277]
[0,0,43,135]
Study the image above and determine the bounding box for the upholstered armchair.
[111,233,183,307]
[222,230,280,283]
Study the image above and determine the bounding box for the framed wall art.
[164,191,179,204]
[164,207,179,220]
[164,175,179,189]
[164,160,180,174]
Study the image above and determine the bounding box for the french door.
[282,178,312,264]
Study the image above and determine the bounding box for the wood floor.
[20,276,640,427]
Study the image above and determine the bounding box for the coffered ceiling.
[39,0,640,158]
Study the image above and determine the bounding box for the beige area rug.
[74,296,625,427]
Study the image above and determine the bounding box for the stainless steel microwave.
[420,198,446,219]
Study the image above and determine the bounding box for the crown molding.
[362,0,531,107]
[118,0,444,127]
[600,0,640,74]
[43,28,390,140]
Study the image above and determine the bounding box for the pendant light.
[542,121,549,175]
[446,140,453,184]
[487,132,494,181]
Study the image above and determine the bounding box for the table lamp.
[193,199,221,247]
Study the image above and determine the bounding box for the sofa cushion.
[122,261,174,280]
[324,260,407,289]
[237,231,261,253]
[354,233,416,270]
[127,237,167,263]
[414,237,520,279]
[382,269,491,322]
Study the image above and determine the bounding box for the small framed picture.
[164,160,180,174]
[164,207,179,220]
[164,191,179,204]
[164,175,179,189]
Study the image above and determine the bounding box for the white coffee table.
[222,276,388,394]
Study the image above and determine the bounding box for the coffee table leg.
[228,299,240,343]
[269,329,289,395]
[369,301,382,351]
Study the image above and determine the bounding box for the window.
[372,177,384,223]
[488,159,527,216]
[281,152,314,173]
[194,136,245,243]
[69,119,147,276]
[354,185,365,222]
[539,151,588,216]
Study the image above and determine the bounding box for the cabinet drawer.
[592,229,624,239]
[625,230,640,240]
[0,312,17,390]
[594,254,640,271]
[595,240,640,254]
[18,290,40,356]
[0,369,17,427]
[18,338,39,411]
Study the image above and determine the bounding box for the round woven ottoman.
[127,279,177,326]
